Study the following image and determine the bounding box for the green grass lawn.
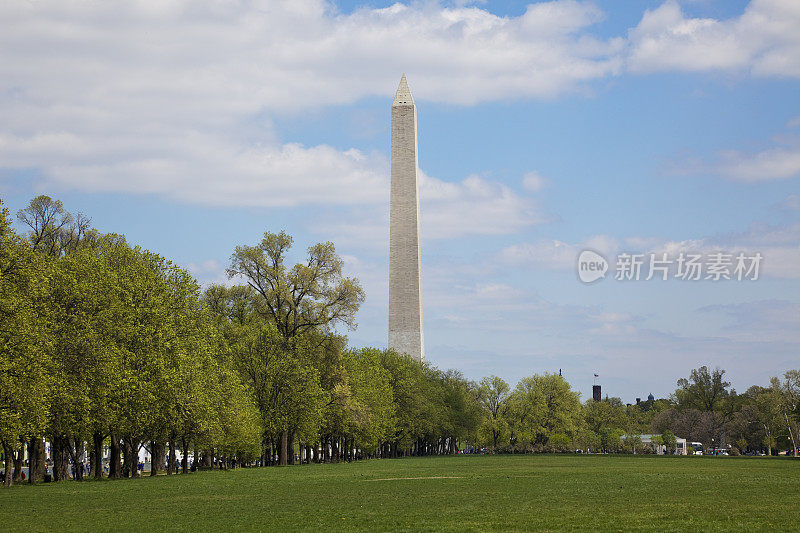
[1,455,799,532]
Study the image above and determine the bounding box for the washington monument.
[388,74,424,362]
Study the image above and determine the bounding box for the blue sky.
[1,0,798,401]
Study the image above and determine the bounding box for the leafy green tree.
[435,370,481,454]
[675,366,731,413]
[233,321,327,465]
[661,430,677,453]
[227,230,364,462]
[227,230,365,341]
[574,427,601,453]
[0,201,49,487]
[600,427,623,452]
[46,248,121,480]
[477,376,511,451]
[93,239,230,476]
[343,348,396,454]
[622,434,642,454]
[740,383,784,455]
[508,373,582,451]
[779,370,799,456]
[17,195,93,257]
[583,397,628,451]
[549,433,572,452]
[14,197,107,481]
[378,349,428,456]
[649,434,664,452]
[204,348,262,468]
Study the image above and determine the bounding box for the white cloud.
[699,300,800,343]
[0,0,623,111]
[186,258,235,287]
[1,0,797,214]
[501,239,579,270]
[715,139,800,182]
[666,125,800,182]
[0,0,623,215]
[420,173,544,239]
[0,133,390,207]
[501,234,619,270]
[522,171,547,192]
[628,0,800,77]
[779,193,800,210]
[320,171,543,250]
[187,259,221,274]
[587,311,638,336]
[622,221,800,279]
[500,220,800,279]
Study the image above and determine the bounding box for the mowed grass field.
[1,455,799,532]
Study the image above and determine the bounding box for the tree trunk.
[763,424,772,457]
[67,437,84,481]
[200,451,212,468]
[2,441,13,487]
[52,436,70,481]
[784,409,798,457]
[92,433,104,480]
[36,438,46,480]
[181,439,189,474]
[279,431,288,466]
[109,434,121,479]
[149,441,157,476]
[287,432,295,465]
[123,438,139,478]
[150,441,165,476]
[167,438,176,475]
[27,438,42,484]
[12,444,23,483]
[26,438,36,484]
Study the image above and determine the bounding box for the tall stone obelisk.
[389,74,424,362]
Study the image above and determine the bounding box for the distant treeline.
[1,196,798,488]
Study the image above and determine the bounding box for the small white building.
[637,434,688,455]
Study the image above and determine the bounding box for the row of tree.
[1,196,798,489]
[477,366,800,456]
[1,197,262,486]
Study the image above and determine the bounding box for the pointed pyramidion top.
[392,73,414,107]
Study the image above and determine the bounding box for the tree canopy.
[2,195,799,488]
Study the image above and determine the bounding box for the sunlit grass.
[1,455,798,531]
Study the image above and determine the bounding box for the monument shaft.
[389,75,424,361]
